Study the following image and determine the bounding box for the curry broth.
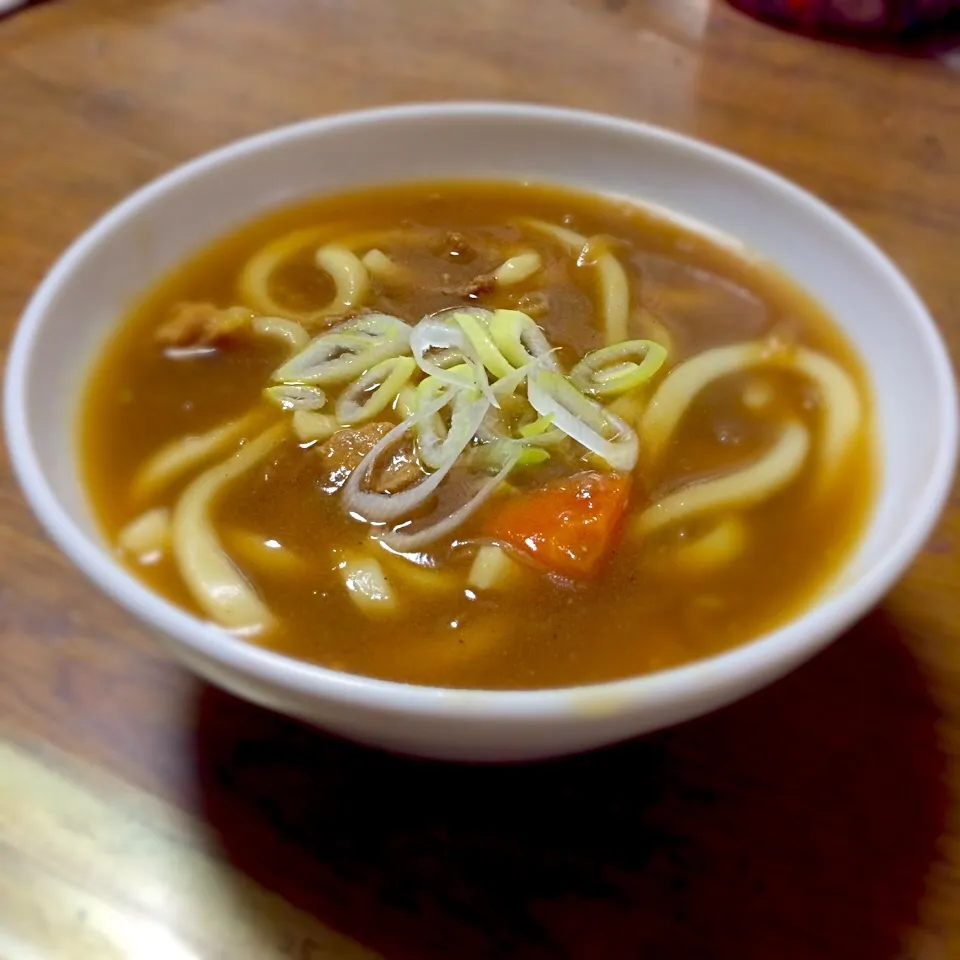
[81,181,875,689]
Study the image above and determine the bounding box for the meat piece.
[437,272,496,299]
[433,230,480,263]
[373,438,424,494]
[156,301,253,347]
[318,422,424,493]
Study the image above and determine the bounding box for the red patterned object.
[728,0,956,31]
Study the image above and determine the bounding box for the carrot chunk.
[486,471,631,579]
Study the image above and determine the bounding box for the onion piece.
[381,453,520,552]
[527,370,639,471]
[342,393,490,523]
[263,384,327,411]
[570,339,668,397]
[172,425,286,632]
[336,355,417,425]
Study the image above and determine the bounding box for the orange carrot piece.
[485,471,631,579]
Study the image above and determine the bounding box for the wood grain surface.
[2,1,960,957]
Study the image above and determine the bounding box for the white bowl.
[5,103,957,761]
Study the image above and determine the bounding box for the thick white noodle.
[523,220,630,345]
[237,227,370,322]
[252,316,309,354]
[640,341,861,485]
[314,244,370,316]
[635,309,675,355]
[333,549,398,617]
[672,516,748,573]
[595,250,630,344]
[492,251,542,286]
[171,424,286,632]
[637,421,811,535]
[117,507,171,563]
[361,248,405,283]
[132,410,263,502]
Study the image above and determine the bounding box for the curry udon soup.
[82,181,875,689]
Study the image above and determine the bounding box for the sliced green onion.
[411,366,477,469]
[263,384,327,411]
[272,313,411,386]
[410,312,497,406]
[527,370,638,471]
[570,339,668,397]
[381,450,521,553]
[273,333,376,385]
[417,383,484,471]
[395,385,419,419]
[454,311,515,379]
[515,446,550,466]
[474,441,551,469]
[416,365,475,403]
[338,312,412,342]
[342,392,491,524]
[336,355,417,424]
[488,309,560,371]
[518,414,555,438]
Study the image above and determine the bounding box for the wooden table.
[2,1,960,956]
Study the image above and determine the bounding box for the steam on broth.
[81,181,875,689]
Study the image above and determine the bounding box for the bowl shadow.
[191,608,947,959]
